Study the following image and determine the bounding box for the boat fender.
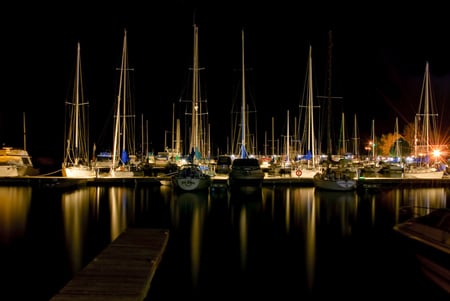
[296,169,302,177]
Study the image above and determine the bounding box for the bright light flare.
[433,149,441,157]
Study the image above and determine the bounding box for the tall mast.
[23,112,27,151]
[371,119,376,159]
[240,29,247,158]
[74,42,81,157]
[190,24,199,155]
[286,110,290,162]
[394,117,400,158]
[317,30,343,155]
[307,46,315,165]
[326,30,333,155]
[424,62,430,157]
[340,112,346,155]
[121,31,128,155]
[353,114,359,157]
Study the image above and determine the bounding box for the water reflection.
[109,186,135,239]
[304,188,317,292]
[314,190,359,237]
[0,184,448,300]
[372,187,449,226]
[171,190,209,288]
[400,187,447,217]
[61,188,90,274]
[230,188,263,272]
[0,186,32,244]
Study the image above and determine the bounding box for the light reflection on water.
[61,188,90,274]
[171,190,209,288]
[0,186,32,244]
[0,185,448,300]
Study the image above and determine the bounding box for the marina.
[2,7,450,300]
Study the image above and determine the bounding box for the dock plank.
[50,228,169,301]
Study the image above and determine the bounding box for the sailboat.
[361,119,382,174]
[295,45,321,179]
[109,29,143,178]
[310,46,356,190]
[279,110,293,175]
[313,113,357,191]
[172,24,211,191]
[228,29,265,189]
[379,117,404,174]
[404,62,444,179]
[61,42,96,178]
[0,113,39,177]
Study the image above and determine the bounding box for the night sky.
[2,2,450,169]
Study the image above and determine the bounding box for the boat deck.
[50,228,169,301]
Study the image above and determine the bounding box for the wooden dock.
[50,228,169,301]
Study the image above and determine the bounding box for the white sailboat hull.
[174,177,211,191]
[313,172,357,191]
[62,166,96,178]
[172,164,211,191]
[404,168,444,179]
[291,167,321,179]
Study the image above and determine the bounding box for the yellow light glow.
[433,149,441,157]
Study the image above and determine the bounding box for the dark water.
[0,183,448,300]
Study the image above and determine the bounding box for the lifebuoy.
[296,169,302,177]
